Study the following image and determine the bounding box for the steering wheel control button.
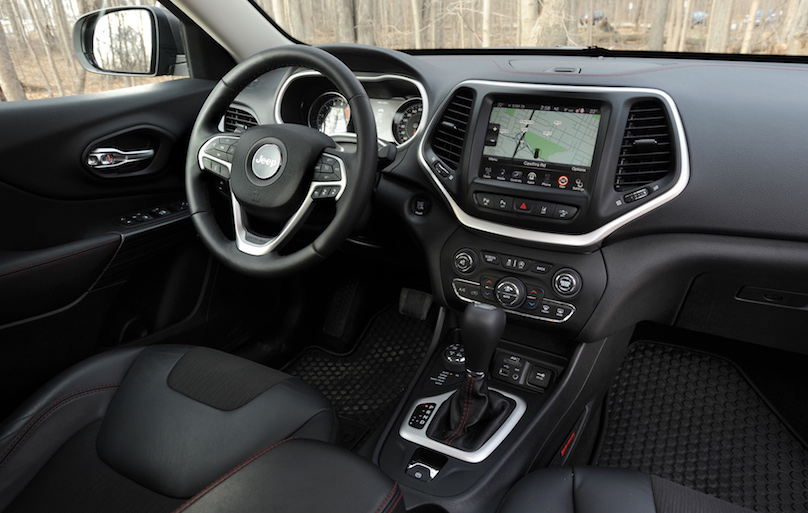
[408,403,436,429]
[312,185,340,200]
[496,278,526,308]
[453,249,478,275]
[313,155,343,182]
[531,262,553,274]
[553,204,579,220]
[553,269,582,298]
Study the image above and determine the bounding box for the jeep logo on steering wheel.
[252,144,283,180]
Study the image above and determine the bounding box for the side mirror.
[73,6,187,76]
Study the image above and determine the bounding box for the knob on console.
[453,248,477,275]
[495,277,526,308]
[553,268,582,298]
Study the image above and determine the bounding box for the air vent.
[223,106,258,133]
[431,88,474,170]
[614,101,673,191]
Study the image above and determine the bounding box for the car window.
[254,0,808,57]
[0,0,184,102]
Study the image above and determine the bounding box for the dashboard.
[222,46,808,354]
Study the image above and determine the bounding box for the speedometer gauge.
[393,100,423,144]
[309,92,351,135]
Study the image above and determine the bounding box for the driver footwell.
[594,341,808,513]
[284,303,437,454]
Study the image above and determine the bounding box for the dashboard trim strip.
[418,81,690,248]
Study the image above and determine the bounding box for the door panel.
[0,78,218,418]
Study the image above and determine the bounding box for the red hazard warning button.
[512,198,535,214]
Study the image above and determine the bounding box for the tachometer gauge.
[309,92,351,135]
[393,100,423,144]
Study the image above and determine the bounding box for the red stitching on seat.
[0,383,120,470]
[171,437,297,513]
[374,483,398,513]
[386,490,403,513]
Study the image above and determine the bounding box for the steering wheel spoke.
[232,190,315,256]
[198,134,240,179]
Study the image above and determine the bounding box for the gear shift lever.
[427,303,515,452]
[462,303,506,375]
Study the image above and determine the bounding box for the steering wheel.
[186,46,377,277]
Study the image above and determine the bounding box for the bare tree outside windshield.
[256,0,808,56]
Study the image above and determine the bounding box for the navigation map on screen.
[483,103,601,168]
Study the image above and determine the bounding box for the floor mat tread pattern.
[285,305,435,443]
[596,341,808,513]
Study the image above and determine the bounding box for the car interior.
[1,0,807,512]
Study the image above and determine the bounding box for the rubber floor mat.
[595,341,808,513]
[284,304,436,449]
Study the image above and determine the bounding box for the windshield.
[254,0,808,57]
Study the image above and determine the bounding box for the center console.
[375,81,687,512]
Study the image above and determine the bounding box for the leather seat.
[498,466,756,513]
[0,345,404,513]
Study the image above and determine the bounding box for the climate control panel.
[442,233,607,332]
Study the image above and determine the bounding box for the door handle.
[87,147,155,170]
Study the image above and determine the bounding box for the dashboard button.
[494,195,513,211]
[533,202,556,217]
[481,252,500,265]
[553,205,579,220]
[531,262,553,274]
[512,198,534,214]
[553,269,582,297]
[476,192,497,209]
[452,278,480,301]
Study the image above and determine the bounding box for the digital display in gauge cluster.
[479,100,601,193]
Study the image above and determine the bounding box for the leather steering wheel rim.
[186,46,377,277]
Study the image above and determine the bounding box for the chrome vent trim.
[615,101,673,191]
[430,87,474,170]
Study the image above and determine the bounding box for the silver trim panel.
[418,81,690,247]
[232,153,348,256]
[399,389,527,464]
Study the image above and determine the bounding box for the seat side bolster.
[497,467,576,513]
[0,346,145,510]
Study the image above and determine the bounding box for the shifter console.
[399,304,527,463]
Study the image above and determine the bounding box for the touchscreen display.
[480,101,601,192]
[484,102,600,166]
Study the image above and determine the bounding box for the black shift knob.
[462,303,506,374]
